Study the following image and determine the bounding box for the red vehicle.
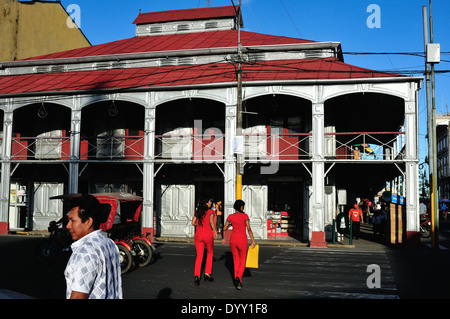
[43,193,153,274]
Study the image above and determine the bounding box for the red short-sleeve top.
[227,212,250,243]
[195,209,215,235]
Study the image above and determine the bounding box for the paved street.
[1,221,450,303]
[123,243,399,299]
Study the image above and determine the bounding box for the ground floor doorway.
[267,181,304,240]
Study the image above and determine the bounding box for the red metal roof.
[133,5,240,25]
[0,58,403,95]
[21,30,316,61]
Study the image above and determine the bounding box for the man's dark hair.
[68,194,103,230]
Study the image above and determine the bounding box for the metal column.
[69,108,81,194]
[404,99,420,238]
[142,104,156,238]
[0,111,13,233]
[310,102,327,247]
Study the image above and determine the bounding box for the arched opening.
[13,103,71,160]
[155,98,225,161]
[243,94,312,160]
[10,103,71,230]
[81,100,145,161]
[325,92,405,160]
[154,98,225,238]
[325,92,406,213]
[77,100,145,195]
[237,94,313,240]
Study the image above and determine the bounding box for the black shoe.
[194,276,200,286]
[204,274,214,282]
[234,277,242,290]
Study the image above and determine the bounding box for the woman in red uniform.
[191,199,218,286]
[223,199,256,290]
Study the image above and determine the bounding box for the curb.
[154,237,357,249]
[5,232,366,250]
[154,237,308,246]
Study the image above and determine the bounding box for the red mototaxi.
[50,192,153,273]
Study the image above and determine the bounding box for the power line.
[343,51,450,59]
[279,0,302,38]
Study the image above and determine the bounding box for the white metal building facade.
[0,6,422,245]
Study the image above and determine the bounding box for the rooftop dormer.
[133,5,243,36]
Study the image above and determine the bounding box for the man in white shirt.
[64,194,122,299]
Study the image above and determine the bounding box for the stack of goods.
[267,211,295,236]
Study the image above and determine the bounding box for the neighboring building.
[0,0,91,61]
[437,113,450,200]
[0,5,422,246]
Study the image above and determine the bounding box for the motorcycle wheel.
[132,239,153,268]
[116,243,133,274]
[420,225,431,238]
[35,238,58,264]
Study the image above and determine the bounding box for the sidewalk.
[154,224,392,250]
[154,236,388,250]
[7,223,418,251]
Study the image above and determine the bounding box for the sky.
[59,0,450,171]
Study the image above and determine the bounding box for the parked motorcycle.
[114,235,153,274]
[49,193,154,274]
[420,216,431,238]
[35,216,73,263]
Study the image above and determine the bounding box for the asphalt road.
[123,243,399,299]
[1,225,450,302]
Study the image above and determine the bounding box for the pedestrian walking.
[191,199,218,286]
[223,199,256,290]
[64,194,122,299]
[348,203,364,239]
[215,200,224,238]
[372,205,386,240]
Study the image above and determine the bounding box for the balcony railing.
[8,135,145,161]
[4,131,406,162]
[327,131,406,160]
[10,135,71,160]
[155,131,225,161]
[244,132,311,160]
[80,135,145,160]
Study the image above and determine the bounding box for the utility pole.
[423,1,440,248]
[234,0,244,200]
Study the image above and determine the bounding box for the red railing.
[244,132,311,160]
[326,131,405,160]
[5,130,406,162]
[79,135,145,160]
[9,133,145,161]
[155,132,225,161]
[11,135,71,160]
